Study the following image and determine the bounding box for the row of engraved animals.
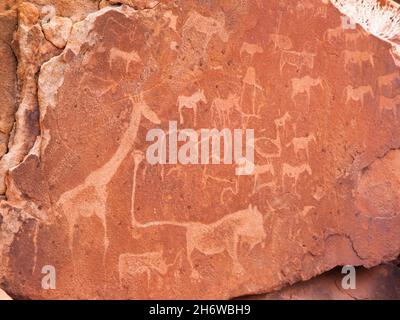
[178,69,399,127]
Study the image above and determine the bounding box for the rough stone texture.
[0,0,399,299]
[0,7,17,160]
[244,264,400,300]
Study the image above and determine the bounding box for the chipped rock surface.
[245,264,400,300]
[0,288,12,300]
[0,0,399,299]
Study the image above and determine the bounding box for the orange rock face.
[244,264,400,300]
[0,0,400,299]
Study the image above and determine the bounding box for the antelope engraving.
[251,162,276,193]
[182,11,229,48]
[286,133,317,159]
[211,93,240,127]
[344,85,374,108]
[240,42,264,60]
[378,72,399,92]
[344,50,374,69]
[177,89,208,126]
[119,250,182,287]
[280,50,315,74]
[109,48,142,73]
[282,163,312,193]
[291,76,323,107]
[268,33,292,50]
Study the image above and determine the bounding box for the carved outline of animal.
[129,197,266,279]
[286,133,317,159]
[211,93,240,127]
[378,72,399,92]
[177,89,208,126]
[118,250,182,288]
[343,50,374,70]
[182,11,230,49]
[379,95,400,119]
[109,48,142,73]
[240,42,264,61]
[268,34,292,51]
[282,163,312,193]
[280,50,315,74]
[291,76,323,107]
[344,85,374,108]
[56,93,161,258]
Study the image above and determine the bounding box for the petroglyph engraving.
[241,67,265,115]
[118,250,182,287]
[344,85,374,108]
[378,72,399,92]
[344,50,374,70]
[177,89,208,126]
[211,93,240,127]
[268,34,292,51]
[240,42,263,61]
[251,162,276,193]
[324,26,343,42]
[57,93,160,258]
[287,133,317,159]
[280,51,315,74]
[379,95,400,119]
[109,48,142,73]
[129,203,266,279]
[282,163,312,193]
[182,11,229,49]
[291,76,323,107]
[345,32,365,45]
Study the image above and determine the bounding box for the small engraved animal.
[286,133,317,159]
[343,50,374,69]
[119,250,182,287]
[378,72,399,92]
[211,93,240,127]
[280,50,315,74]
[109,48,142,73]
[240,42,264,60]
[291,76,323,106]
[268,34,292,50]
[177,89,208,126]
[282,163,312,193]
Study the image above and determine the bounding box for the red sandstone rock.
[0,0,400,300]
[244,264,400,300]
[0,7,17,159]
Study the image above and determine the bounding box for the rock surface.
[0,7,17,160]
[245,264,400,300]
[0,288,12,300]
[0,0,399,299]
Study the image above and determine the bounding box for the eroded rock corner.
[0,0,400,299]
